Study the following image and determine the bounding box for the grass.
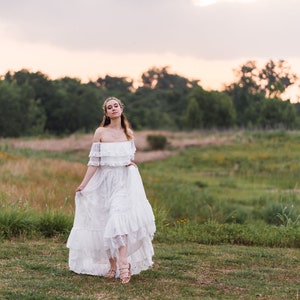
[1,130,300,225]
[140,130,300,225]
[1,206,299,247]
[0,239,299,300]
[0,154,84,213]
[1,130,300,298]
[1,130,300,239]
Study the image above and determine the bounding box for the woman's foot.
[119,263,131,284]
[104,268,116,278]
[104,258,117,279]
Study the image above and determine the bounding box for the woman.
[67,97,156,284]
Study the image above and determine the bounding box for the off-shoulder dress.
[66,140,156,277]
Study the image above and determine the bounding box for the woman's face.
[105,99,123,119]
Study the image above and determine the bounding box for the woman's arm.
[76,129,103,192]
[76,165,98,192]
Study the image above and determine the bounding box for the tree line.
[0,60,299,137]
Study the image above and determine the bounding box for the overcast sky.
[1,0,300,99]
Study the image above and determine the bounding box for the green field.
[0,239,299,300]
[0,130,300,299]
[141,131,300,225]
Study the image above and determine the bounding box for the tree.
[258,98,297,129]
[49,77,101,134]
[0,81,21,137]
[258,60,298,98]
[26,99,47,135]
[211,91,236,128]
[185,98,202,129]
[228,59,298,100]
[227,84,264,127]
[231,60,260,94]
[226,59,299,128]
[141,66,200,91]
[125,88,179,130]
[95,75,133,93]
[188,87,236,129]
[4,69,55,134]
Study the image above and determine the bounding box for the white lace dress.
[67,140,156,277]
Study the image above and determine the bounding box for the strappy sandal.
[104,268,117,278]
[119,263,131,284]
[104,257,117,278]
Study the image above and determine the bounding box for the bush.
[147,134,168,150]
[38,211,73,238]
[223,208,249,224]
[0,209,73,240]
[262,202,300,226]
[154,220,300,247]
[0,209,38,239]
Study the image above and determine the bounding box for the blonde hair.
[100,97,133,140]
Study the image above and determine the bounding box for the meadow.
[0,130,300,299]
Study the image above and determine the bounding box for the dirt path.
[8,131,236,163]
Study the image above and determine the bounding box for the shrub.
[0,209,38,238]
[155,220,300,247]
[223,208,249,224]
[194,181,208,188]
[0,209,73,240]
[147,134,168,150]
[276,204,300,227]
[262,201,300,226]
[38,211,73,238]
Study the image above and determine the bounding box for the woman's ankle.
[118,259,128,268]
[109,257,117,268]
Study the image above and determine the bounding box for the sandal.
[104,258,117,278]
[104,267,116,278]
[119,263,131,284]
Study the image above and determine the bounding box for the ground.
[8,130,236,163]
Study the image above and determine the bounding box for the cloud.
[0,0,299,60]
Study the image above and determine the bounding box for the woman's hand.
[76,185,85,192]
[126,162,137,168]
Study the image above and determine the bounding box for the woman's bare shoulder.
[93,127,106,142]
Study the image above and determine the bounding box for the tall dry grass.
[1,153,84,214]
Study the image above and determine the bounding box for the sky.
[1,0,300,100]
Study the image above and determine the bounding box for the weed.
[276,204,300,227]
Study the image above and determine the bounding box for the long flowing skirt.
[66,165,156,277]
